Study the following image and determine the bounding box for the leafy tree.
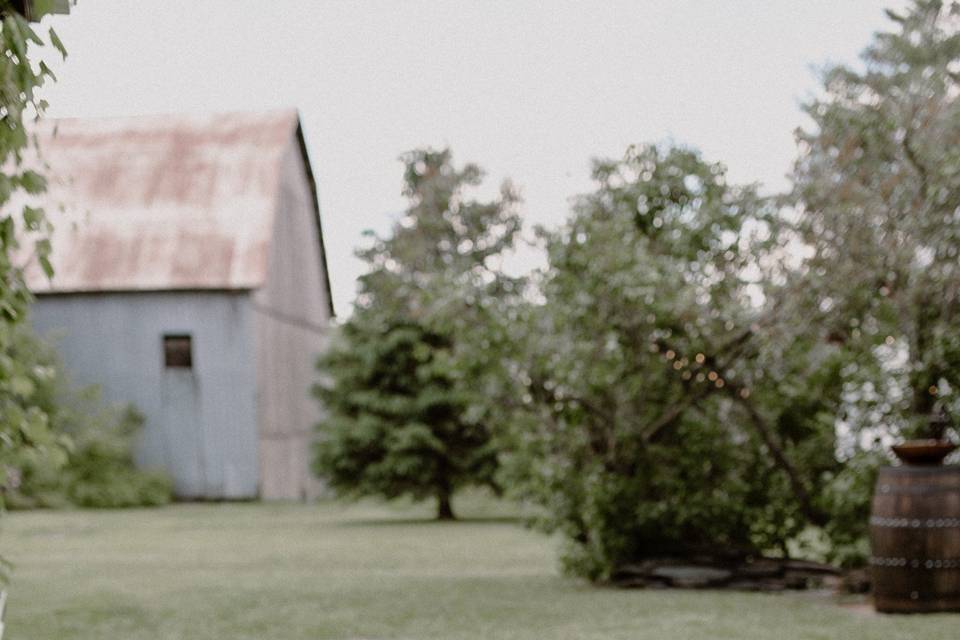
[792,0,960,442]
[496,143,865,579]
[764,0,960,563]
[500,2,960,578]
[314,149,522,520]
[0,1,68,582]
[499,146,749,574]
[495,1,960,578]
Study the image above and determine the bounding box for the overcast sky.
[41,1,902,316]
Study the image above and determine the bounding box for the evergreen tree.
[313,149,521,520]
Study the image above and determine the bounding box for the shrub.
[5,328,172,509]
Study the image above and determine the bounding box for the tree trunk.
[910,368,947,439]
[437,490,455,521]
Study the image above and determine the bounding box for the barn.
[25,110,334,500]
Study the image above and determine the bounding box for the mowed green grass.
[2,496,955,639]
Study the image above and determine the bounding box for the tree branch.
[642,326,758,442]
[723,381,830,528]
[638,319,831,528]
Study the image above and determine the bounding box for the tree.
[501,2,960,579]
[0,1,69,582]
[314,149,522,520]
[792,0,960,443]
[494,143,855,579]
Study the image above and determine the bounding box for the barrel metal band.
[869,556,960,569]
[870,516,960,529]
[878,483,960,495]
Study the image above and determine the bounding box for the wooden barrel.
[870,465,960,612]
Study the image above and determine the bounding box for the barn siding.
[29,291,260,499]
[253,137,331,500]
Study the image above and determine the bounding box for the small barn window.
[163,335,193,368]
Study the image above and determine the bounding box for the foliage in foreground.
[4,328,172,510]
[0,5,68,492]
[0,3,70,583]
[314,149,522,519]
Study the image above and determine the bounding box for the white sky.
[39,1,902,316]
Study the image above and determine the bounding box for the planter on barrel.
[869,440,960,613]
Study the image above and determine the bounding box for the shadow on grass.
[338,515,524,527]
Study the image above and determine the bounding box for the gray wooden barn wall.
[253,138,331,500]
[30,291,259,499]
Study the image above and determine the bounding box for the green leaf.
[0,175,12,205]
[23,205,44,230]
[0,216,15,249]
[19,169,47,194]
[38,60,56,82]
[48,26,66,60]
[39,253,53,278]
[35,237,52,258]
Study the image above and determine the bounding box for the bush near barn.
[3,328,172,510]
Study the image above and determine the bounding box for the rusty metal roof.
[22,109,319,295]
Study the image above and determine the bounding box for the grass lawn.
[2,495,955,639]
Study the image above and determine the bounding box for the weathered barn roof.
[22,110,333,313]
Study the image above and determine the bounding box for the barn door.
[159,335,208,497]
